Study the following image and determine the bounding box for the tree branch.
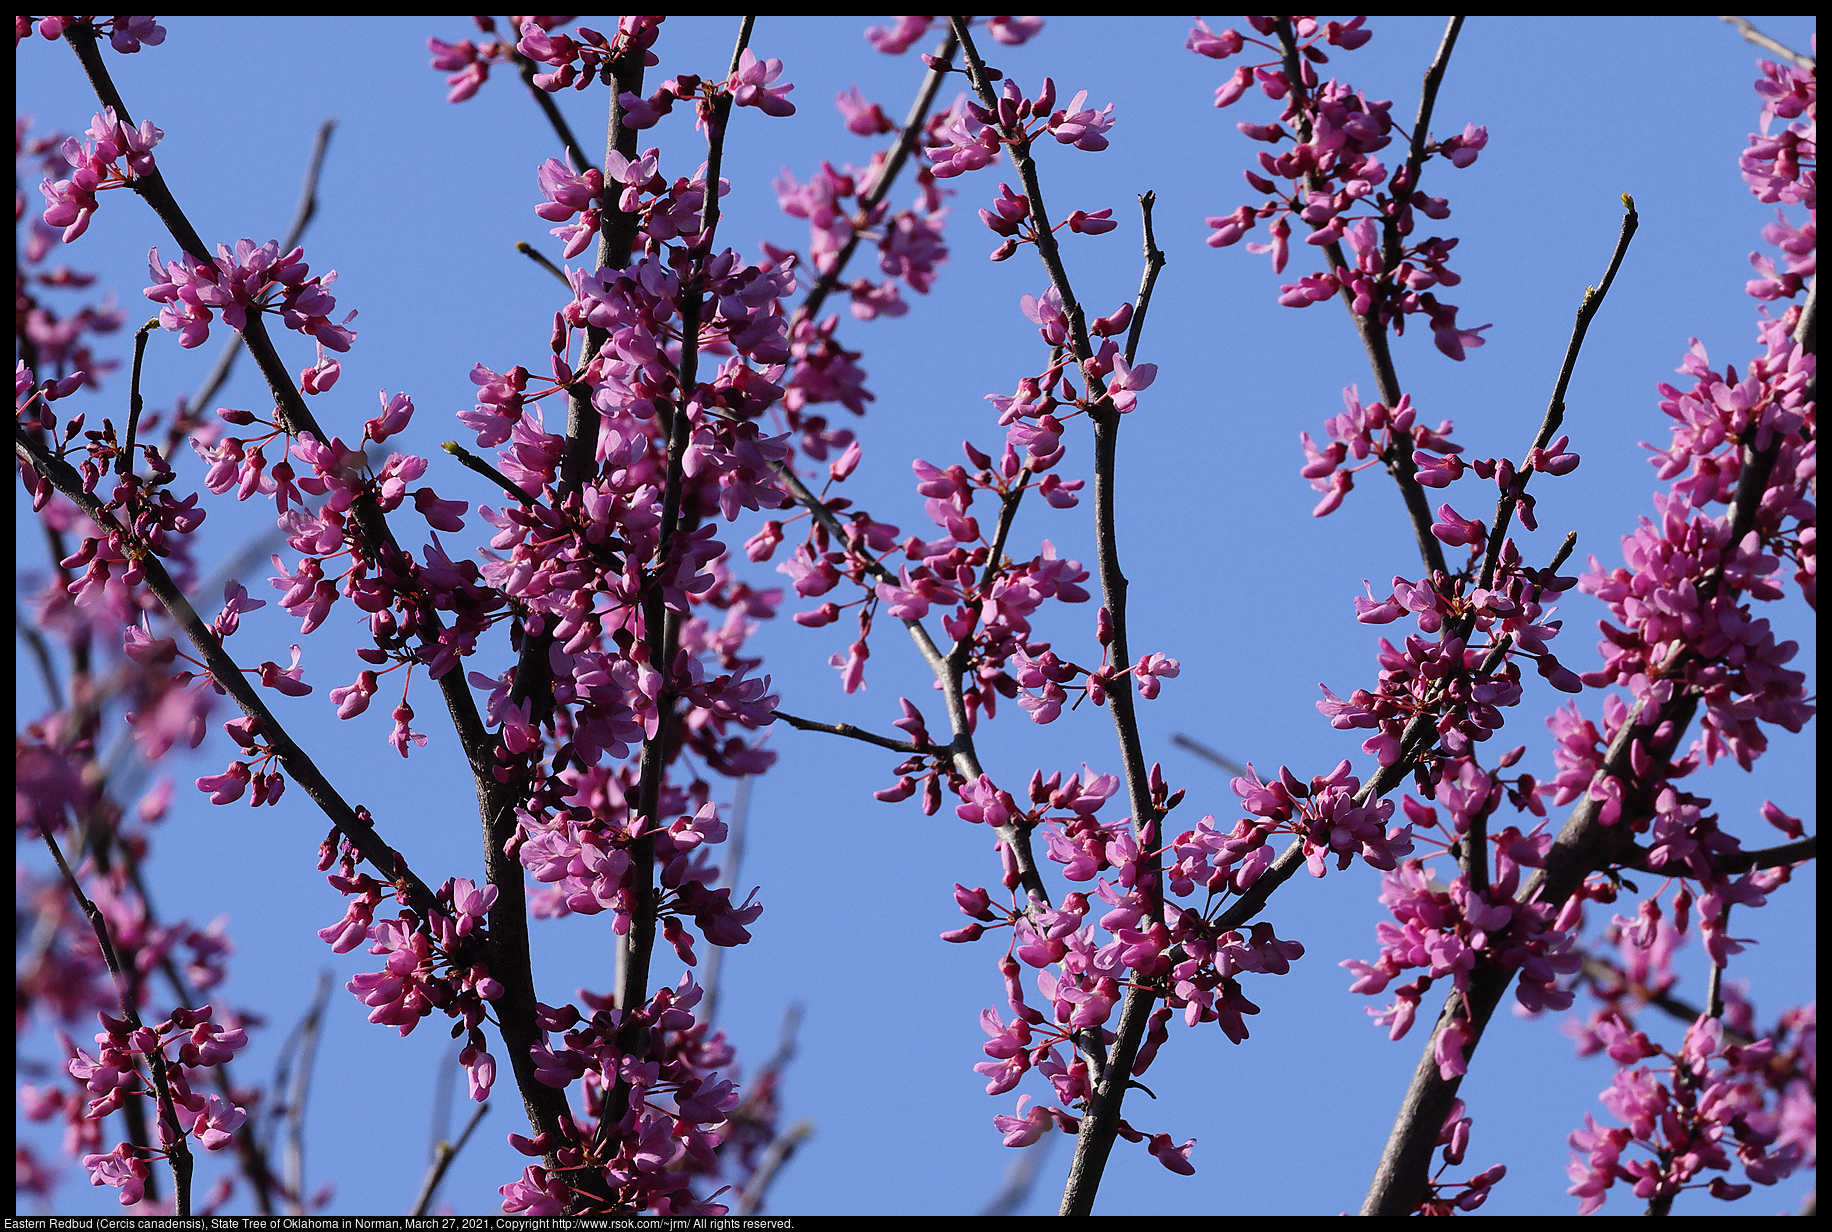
[797,27,959,324]
[1719,15,1817,70]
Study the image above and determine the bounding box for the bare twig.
[121,319,156,477]
[1577,954,1753,1046]
[440,439,537,504]
[771,710,934,755]
[734,1121,813,1216]
[699,775,754,1029]
[515,239,572,286]
[37,821,194,1214]
[411,1101,491,1217]
[17,601,66,711]
[269,971,333,1214]
[979,1135,1056,1217]
[1170,733,1250,779]
[1478,198,1638,593]
[1719,16,1816,69]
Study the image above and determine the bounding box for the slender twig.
[770,710,934,754]
[38,820,194,1214]
[771,457,1055,907]
[441,440,537,504]
[1478,198,1638,593]
[17,602,66,711]
[410,1102,491,1217]
[951,470,1033,674]
[734,1121,814,1216]
[951,24,1169,1215]
[506,31,596,175]
[1121,192,1167,368]
[797,27,959,323]
[1272,17,1451,580]
[281,972,332,1215]
[1719,16,1816,69]
[121,319,156,477]
[515,239,572,286]
[1577,954,1753,1045]
[978,1134,1055,1217]
[1169,733,1250,779]
[1380,18,1464,278]
[699,775,753,1029]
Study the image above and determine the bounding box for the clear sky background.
[17,15,1816,1217]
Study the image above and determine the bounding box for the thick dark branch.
[1630,833,1816,878]
[1362,686,1704,1214]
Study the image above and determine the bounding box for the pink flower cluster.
[429,17,662,103]
[1322,538,1587,771]
[1414,1099,1507,1214]
[145,238,354,354]
[1195,16,1491,359]
[39,107,162,243]
[1344,827,1580,1048]
[501,975,741,1215]
[925,76,1118,180]
[17,14,165,54]
[1567,1011,1811,1213]
[1300,386,1464,517]
[318,843,505,1101]
[63,1004,249,1204]
[771,150,949,320]
[864,15,1045,57]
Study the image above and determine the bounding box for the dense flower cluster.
[1194,15,1491,359]
[1567,1011,1811,1213]
[499,976,744,1216]
[16,14,1814,1218]
[16,14,166,54]
[53,1004,248,1205]
[38,106,161,243]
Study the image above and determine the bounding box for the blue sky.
[17,15,1816,1216]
